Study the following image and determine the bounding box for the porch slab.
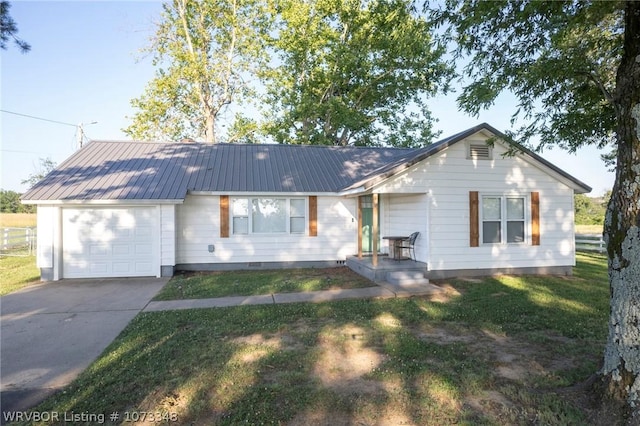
[346,255,428,283]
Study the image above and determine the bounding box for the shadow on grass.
[23,254,610,425]
[154,267,375,301]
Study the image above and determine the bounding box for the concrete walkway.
[144,281,442,312]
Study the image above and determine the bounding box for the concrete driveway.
[0,277,168,415]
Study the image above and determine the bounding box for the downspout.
[357,196,363,259]
[372,193,379,267]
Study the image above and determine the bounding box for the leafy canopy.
[0,1,30,52]
[124,0,271,143]
[430,0,623,152]
[264,0,453,147]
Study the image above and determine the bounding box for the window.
[232,198,249,234]
[481,196,526,244]
[232,197,306,234]
[290,199,306,233]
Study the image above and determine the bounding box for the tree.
[0,1,30,52]
[124,0,271,143]
[21,157,56,189]
[265,0,452,147]
[1,190,28,213]
[430,0,639,415]
[574,194,606,226]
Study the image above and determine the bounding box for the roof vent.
[468,143,492,160]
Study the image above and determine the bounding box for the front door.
[361,195,380,253]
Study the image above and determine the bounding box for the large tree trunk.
[601,0,640,417]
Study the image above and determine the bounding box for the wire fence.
[1,227,37,256]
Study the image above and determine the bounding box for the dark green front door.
[361,195,380,253]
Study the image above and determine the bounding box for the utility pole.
[77,123,84,149]
[77,121,98,149]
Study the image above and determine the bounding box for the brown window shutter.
[309,196,318,236]
[470,191,479,247]
[220,195,229,238]
[531,192,540,246]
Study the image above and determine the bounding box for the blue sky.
[1,1,614,196]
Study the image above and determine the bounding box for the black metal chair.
[399,232,419,261]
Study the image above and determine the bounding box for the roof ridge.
[87,140,418,152]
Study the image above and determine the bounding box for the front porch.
[346,254,428,283]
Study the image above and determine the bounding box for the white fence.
[575,234,605,253]
[1,227,37,256]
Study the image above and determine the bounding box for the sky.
[1,1,615,197]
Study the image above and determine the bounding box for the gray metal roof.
[21,123,591,202]
[22,141,414,201]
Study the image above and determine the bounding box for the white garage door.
[62,207,158,278]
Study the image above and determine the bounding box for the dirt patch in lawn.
[292,321,617,425]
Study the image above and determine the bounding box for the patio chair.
[399,232,419,261]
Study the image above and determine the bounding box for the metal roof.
[21,123,591,202]
[21,141,414,201]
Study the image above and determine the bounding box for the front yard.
[19,253,616,425]
[0,255,39,296]
[154,267,375,300]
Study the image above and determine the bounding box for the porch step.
[386,270,430,286]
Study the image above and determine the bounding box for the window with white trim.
[232,197,306,234]
[481,195,526,244]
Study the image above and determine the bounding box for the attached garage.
[62,207,158,279]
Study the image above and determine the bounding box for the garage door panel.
[135,243,153,254]
[135,262,154,273]
[89,244,108,256]
[90,263,109,274]
[135,227,153,237]
[113,228,133,239]
[113,262,132,274]
[63,207,158,279]
[112,244,131,256]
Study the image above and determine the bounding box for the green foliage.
[430,0,622,152]
[574,194,606,225]
[0,190,33,213]
[0,1,30,52]
[124,0,272,143]
[264,0,452,147]
[20,157,56,189]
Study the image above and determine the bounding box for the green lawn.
[154,267,375,300]
[0,255,39,296]
[22,253,613,425]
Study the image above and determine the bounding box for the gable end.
[467,141,492,160]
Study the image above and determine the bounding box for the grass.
[154,267,375,300]
[0,255,40,295]
[575,224,603,234]
[0,213,36,227]
[22,253,612,425]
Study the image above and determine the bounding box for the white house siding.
[176,194,358,265]
[160,204,176,274]
[36,205,59,280]
[373,135,576,272]
[380,193,429,261]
